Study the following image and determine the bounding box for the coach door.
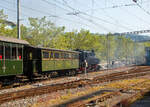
[0,42,4,75]
[23,46,33,76]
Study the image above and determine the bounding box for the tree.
[0,9,18,38]
[0,10,8,22]
[27,16,65,47]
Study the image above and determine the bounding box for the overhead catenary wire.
[61,0,133,31]
[77,14,113,32]
[2,0,57,17]
[2,0,150,34]
[134,1,150,16]
[85,3,136,11]
[42,0,70,13]
[0,4,28,20]
[89,0,134,31]
[42,0,112,32]
[86,0,150,11]
[42,0,104,30]
[100,9,131,27]
[55,0,133,31]
[120,7,150,25]
[56,16,102,31]
[91,0,94,19]
[1,0,142,32]
[1,0,99,30]
[88,0,150,30]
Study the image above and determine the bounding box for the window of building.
[0,45,3,59]
[5,45,10,59]
[43,51,49,59]
[54,52,59,59]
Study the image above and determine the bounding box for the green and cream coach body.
[0,36,80,77]
[0,36,29,76]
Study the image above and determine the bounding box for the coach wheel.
[48,74,51,78]
[73,70,77,76]
[0,82,2,88]
[96,65,101,71]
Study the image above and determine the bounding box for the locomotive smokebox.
[86,56,100,65]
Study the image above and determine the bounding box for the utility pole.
[125,39,128,66]
[17,0,21,39]
[106,34,109,70]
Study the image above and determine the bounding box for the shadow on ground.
[53,89,116,107]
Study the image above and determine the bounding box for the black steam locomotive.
[77,49,100,72]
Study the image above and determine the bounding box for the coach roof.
[0,36,29,45]
[36,46,80,53]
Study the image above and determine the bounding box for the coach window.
[54,52,59,59]
[5,45,10,59]
[50,51,53,58]
[63,53,65,59]
[63,53,66,59]
[64,53,66,59]
[72,53,75,59]
[68,53,71,59]
[75,54,79,59]
[12,46,17,59]
[61,52,64,59]
[65,53,69,59]
[0,44,3,59]
[67,53,69,59]
[18,46,22,60]
[77,54,79,59]
[43,51,49,59]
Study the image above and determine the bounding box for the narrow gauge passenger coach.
[0,36,29,77]
[41,48,79,73]
[0,36,79,78]
[25,47,79,76]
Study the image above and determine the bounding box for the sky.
[0,0,150,35]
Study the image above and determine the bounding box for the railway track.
[59,74,150,107]
[0,65,133,90]
[0,66,150,104]
[64,91,120,107]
